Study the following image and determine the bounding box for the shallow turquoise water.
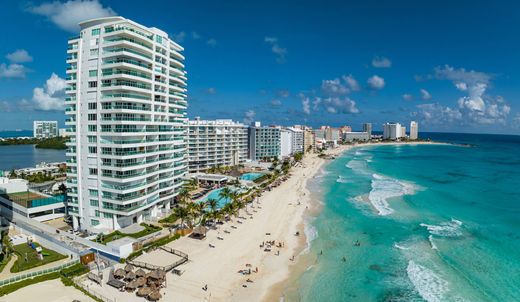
[289,134,520,302]
[200,187,244,208]
[240,172,265,181]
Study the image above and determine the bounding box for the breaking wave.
[420,219,463,237]
[407,260,449,302]
[368,174,416,216]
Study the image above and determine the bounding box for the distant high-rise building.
[33,121,58,138]
[383,122,402,140]
[248,122,281,161]
[65,17,188,231]
[302,128,315,153]
[410,121,419,140]
[339,125,352,137]
[401,126,407,138]
[187,118,248,173]
[362,123,372,138]
[280,129,293,158]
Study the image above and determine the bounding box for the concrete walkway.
[0,255,17,279]
[0,255,71,280]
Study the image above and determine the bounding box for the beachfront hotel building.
[363,123,372,138]
[280,127,304,158]
[33,121,58,139]
[248,122,281,161]
[187,118,248,173]
[410,121,419,140]
[64,17,188,231]
[383,122,403,140]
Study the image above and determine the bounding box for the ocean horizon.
[283,133,520,302]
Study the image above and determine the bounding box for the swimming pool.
[199,187,235,209]
[239,172,265,181]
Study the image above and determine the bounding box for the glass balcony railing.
[103,58,152,70]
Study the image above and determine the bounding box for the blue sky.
[1,0,520,134]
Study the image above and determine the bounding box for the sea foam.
[368,173,416,216]
[406,260,448,302]
[420,219,463,237]
[300,217,318,255]
[336,175,350,183]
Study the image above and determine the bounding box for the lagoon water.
[285,133,520,302]
[0,145,66,171]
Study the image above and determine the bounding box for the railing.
[74,275,115,302]
[0,260,79,287]
[104,47,152,60]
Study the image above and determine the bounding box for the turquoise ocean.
[284,133,520,302]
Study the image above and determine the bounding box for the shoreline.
[262,140,455,301]
[1,141,453,301]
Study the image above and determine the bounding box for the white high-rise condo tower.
[383,122,402,140]
[187,118,248,173]
[410,121,418,140]
[34,121,58,138]
[65,17,188,231]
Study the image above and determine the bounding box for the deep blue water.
[0,145,66,171]
[0,130,32,138]
[285,133,520,302]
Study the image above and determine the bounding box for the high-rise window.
[91,28,100,35]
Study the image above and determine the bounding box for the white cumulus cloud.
[32,73,67,111]
[343,74,360,91]
[0,63,28,79]
[372,56,392,68]
[367,75,385,90]
[6,49,33,63]
[26,0,116,33]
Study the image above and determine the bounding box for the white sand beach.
[12,141,445,302]
[0,279,96,302]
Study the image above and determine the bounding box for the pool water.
[239,172,265,181]
[200,187,235,209]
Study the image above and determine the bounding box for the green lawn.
[10,243,68,273]
[97,223,162,245]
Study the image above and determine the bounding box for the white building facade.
[280,129,293,158]
[65,17,188,232]
[187,118,248,173]
[343,132,370,142]
[410,121,419,140]
[33,121,58,138]
[383,122,403,140]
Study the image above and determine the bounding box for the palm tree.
[173,206,189,229]
[219,187,233,202]
[177,188,191,206]
[207,198,218,224]
[185,202,199,228]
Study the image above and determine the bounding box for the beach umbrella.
[136,277,146,287]
[148,290,162,301]
[125,264,134,272]
[135,268,146,278]
[125,271,136,281]
[148,269,163,280]
[136,286,152,297]
[125,280,138,292]
[114,268,125,279]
